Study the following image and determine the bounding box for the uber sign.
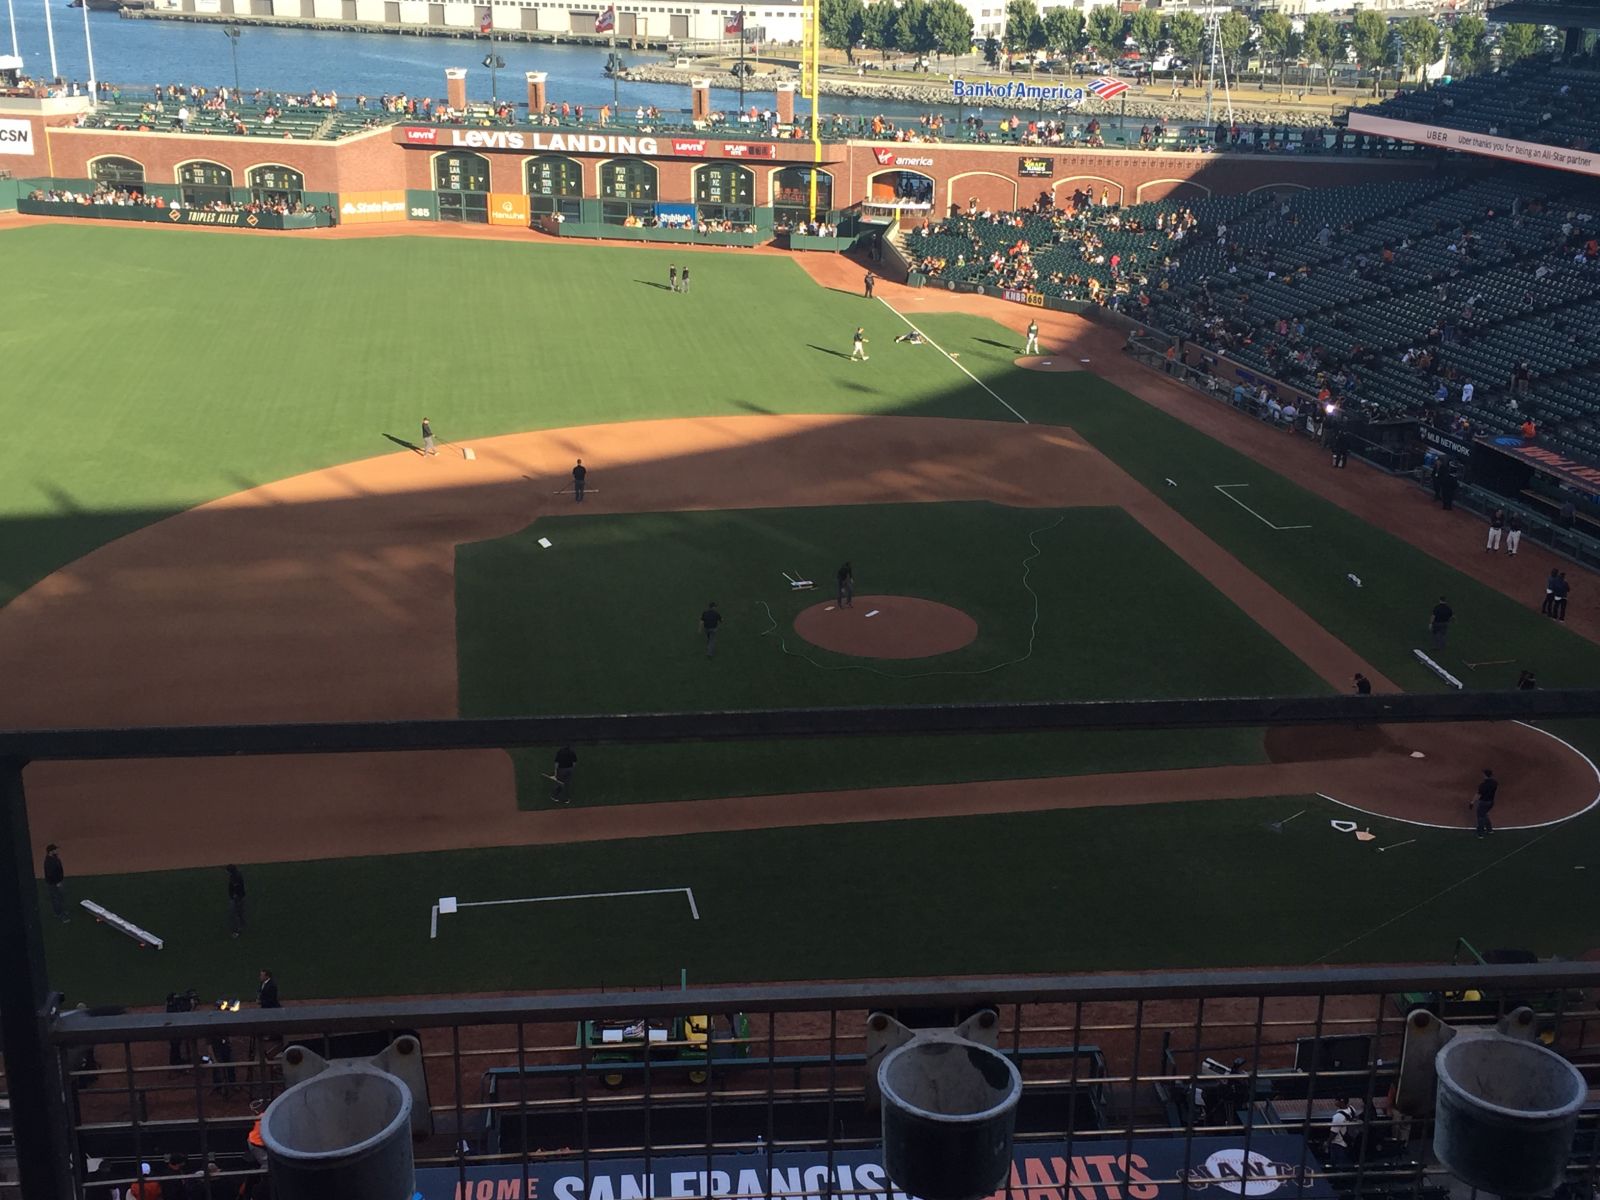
[0,118,35,156]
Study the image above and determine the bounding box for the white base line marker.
[1213,484,1312,531]
[865,609,881,617]
[430,887,699,939]
[874,297,1029,425]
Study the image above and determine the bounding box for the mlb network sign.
[416,1136,1330,1200]
[0,118,35,156]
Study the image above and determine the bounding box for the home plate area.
[792,595,979,659]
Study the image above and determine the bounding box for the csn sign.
[0,119,35,156]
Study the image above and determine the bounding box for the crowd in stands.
[26,185,329,221]
[911,186,1199,306]
[902,168,1600,464]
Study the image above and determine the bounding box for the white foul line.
[1213,484,1312,531]
[430,887,699,939]
[874,297,1029,425]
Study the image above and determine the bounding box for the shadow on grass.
[808,344,854,359]
[383,434,422,454]
[635,279,674,291]
[974,337,1017,349]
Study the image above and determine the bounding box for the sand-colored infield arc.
[0,412,1592,876]
[794,596,978,659]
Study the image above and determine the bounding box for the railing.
[8,697,1600,1198]
[30,962,1600,1200]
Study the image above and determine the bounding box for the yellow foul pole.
[803,1,821,220]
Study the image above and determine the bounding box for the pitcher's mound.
[794,596,978,659]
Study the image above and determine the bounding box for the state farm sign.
[397,127,662,155]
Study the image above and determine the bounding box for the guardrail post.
[0,758,77,1199]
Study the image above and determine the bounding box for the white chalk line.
[874,296,1029,424]
[430,887,699,939]
[1312,829,1553,963]
[1212,484,1312,531]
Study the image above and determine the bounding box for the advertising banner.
[0,117,36,156]
[723,142,777,159]
[397,127,663,156]
[1347,113,1600,177]
[339,190,408,223]
[489,192,531,225]
[415,1135,1333,1200]
[14,199,330,228]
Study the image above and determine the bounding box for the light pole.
[224,25,241,98]
[482,51,504,105]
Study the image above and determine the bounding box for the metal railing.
[8,699,1600,1197]
[31,962,1600,1200]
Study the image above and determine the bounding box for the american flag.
[594,4,614,32]
[1087,76,1129,100]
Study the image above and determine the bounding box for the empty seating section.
[78,97,402,140]
[1370,60,1600,150]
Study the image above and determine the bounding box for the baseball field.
[4,219,1598,1008]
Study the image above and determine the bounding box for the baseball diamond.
[0,219,1596,1009]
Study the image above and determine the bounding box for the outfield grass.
[0,228,986,604]
[456,503,1323,806]
[40,791,1594,1008]
[10,231,1600,1003]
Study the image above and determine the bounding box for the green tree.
[895,0,935,57]
[1128,7,1163,55]
[1447,14,1487,74]
[926,0,974,60]
[819,0,866,61]
[1259,10,1293,92]
[1217,10,1251,74]
[1042,6,1084,59]
[1301,13,1341,93]
[982,34,1001,65]
[1398,15,1439,80]
[861,0,899,59]
[1496,22,1542,65]
[1004,0,1044,61]
[1085,4,1126,59]
[1166,10,1204,84]
[1349,10,1389,94]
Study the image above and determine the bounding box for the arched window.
[599,158,657,226]
[90,156,145,187]
[866,169,933,211]
[772,166,831,226]
[249,165,304,209]
[434,151,491,223]
[692,163,754,226]
[526,155,583,220]
[177,161,233,209]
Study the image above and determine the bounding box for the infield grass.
[456,503,1323,806]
